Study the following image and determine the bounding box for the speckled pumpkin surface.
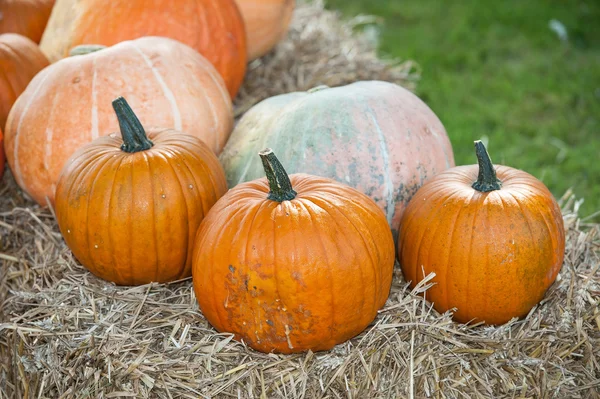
[398,142,566,325]
[220,81,455,238]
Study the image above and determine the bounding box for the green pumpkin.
[220,81,455,238]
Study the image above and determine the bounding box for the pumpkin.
[39,0,247,97]
[0,33,50,130]
[5,36,233,207]
[192,148,395,353]
[220,81,455,240]
[235,0,295,60]
[0,0,56,43]
[398,141,565,325]
[55,97,228,286]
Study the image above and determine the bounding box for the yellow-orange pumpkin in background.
[193,148,395,353]
[55,97,228,286]
[0,0,56,43]
[5,36,232,206]
[398,141,565,325]
[0,33,49,130]
[235,0,295,60]
[40,0,247,97]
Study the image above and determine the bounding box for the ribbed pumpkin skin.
[0,33,50,130]
[220,81,455,238]
[235,0,294,60]
[398,165,565,325]
[0,0,56,43]
[5,37,233,206]
[55,129,228,286]
[39,0,246,97]
[192,174,395,353]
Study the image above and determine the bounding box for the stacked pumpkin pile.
[0,0,567,355]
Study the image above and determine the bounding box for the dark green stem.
[259,148,297,202]
[112,97,153,153]
[472,140,502,192]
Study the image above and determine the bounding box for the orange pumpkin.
[235,0,294,60]
[0,0,56,43]
[192,148,395,353]
[55,97,228,286]
[39,0,247,97]
[5,36,233,207]
[0,33,49,130]
[398,141,565,325]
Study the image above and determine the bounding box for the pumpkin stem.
[112,97,154,153]
[259,148,297,202]
[472,140,502,192]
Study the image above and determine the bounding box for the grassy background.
[326,0,600,219]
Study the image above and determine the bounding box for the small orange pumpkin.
[39,0,247,97]
[0,33,49,130]
[235,0,295,60]
[55,97,228,286]
[5,36,233,207]
[192,148,395,353]
[398,141,565,325]
[0,0,56,43]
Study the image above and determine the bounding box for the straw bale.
[1,2,599,398]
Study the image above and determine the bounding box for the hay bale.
[1,2,599,399]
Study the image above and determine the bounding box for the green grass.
[326,0,600,218]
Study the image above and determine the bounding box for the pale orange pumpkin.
[0,33,49,130]
[55,97,228,286]
[235,0,295,60]
[398,141,565,325]
[4,36,233,206]
[39,0,247,97]
[0,0,56,43]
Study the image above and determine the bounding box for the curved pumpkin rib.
[297,199,339,345]
[460,193,482,322]
[90,56,99,140]
[106,155,126,283]
[132,44,182,131]
[10,69,52,187]
[414,188,462,299]
[307,195,378,317]
[366,109,394,225]
[84,155,115,277]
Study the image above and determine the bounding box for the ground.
[326,0,600,219]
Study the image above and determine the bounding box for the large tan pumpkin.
[39,0,247,97]
[235,0,295,60]
[0,0,56,43]
[0,33,49,130]
[5,37,233,206]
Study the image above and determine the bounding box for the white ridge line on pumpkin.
[369,112,394,225]
[132,43,182,131]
